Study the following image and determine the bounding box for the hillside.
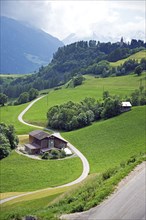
[1,72,145,135]
[63,106,146,173]
[0,16,63,74]
[22,73,146,128]
[110,50,146,67]
[1,38,145,98]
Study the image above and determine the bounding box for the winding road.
[0,96,90,204]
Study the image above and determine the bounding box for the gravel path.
[0,96,90,204]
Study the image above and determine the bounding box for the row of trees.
[0,88,39,106]
[47,86,146,131]
[47,96,122,131]
[0,123,19,160]
[14,88,39,105]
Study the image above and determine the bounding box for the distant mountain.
[0,16,63,74]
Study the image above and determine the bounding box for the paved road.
[62,162,146,220]
[0,96,90,204]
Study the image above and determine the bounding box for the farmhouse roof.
[51,134,68,143]
[29,130,68,143]
[29,130,49,140]
[122,102,132,107]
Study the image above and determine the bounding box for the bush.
[127,156,136,165]
[49,149,60,159]
[60,150,66,158]
[102,167,118,180]
[41,152,49,160]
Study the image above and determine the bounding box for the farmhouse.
[121,102,132,112]
[25,130,67,154]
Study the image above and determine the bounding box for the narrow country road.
[0,96,90,204]
[62,162,146,220]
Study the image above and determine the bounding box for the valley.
[0,68,146,219]
[0,39,146,219]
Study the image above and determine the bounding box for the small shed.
[121,102,132,112]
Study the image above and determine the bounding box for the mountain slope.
[0,16,63,74]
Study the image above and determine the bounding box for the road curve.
[0,96,90,204]
[62,162,146,220]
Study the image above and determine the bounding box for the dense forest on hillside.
[0,38,146,99]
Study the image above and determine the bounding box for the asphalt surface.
[0,96,90,205]
[62,162,146,220]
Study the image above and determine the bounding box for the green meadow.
[0,151,82,192]
[23,73,146,127]
[0,73,32,78]
[0,103,35,134]
[63,106,146,173]
[110,50,146,67]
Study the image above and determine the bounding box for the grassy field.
[23,73,146,127]
[0,151,82,192]
[0,103,36,134]
[110,50,146,67]
[0,73,32,78]
[63,106,146,173]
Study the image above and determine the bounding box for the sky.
[1,0,146,42]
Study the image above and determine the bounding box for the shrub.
[60,150,66,158]
[102,167,118,180]
[49,149,60,159]
[42,152,49,160]
[127,156,136,165]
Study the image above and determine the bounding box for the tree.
[134,65,143,76]
[29,88,39,101]
[77,112,88,127]
[103,91,110,100]
[17,92,29,104]
[0,134,11,159]
[6,125,19,149]
[73,75,84,87]
[140,58,146,70]
[0,123,19,160]
[101,97,121,119]
[0,93,8,106]
[86,110,95,124]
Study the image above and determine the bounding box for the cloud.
[1,0,145,41]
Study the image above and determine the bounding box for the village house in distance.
[25,130,68,155]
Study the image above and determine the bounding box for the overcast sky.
[1,0,145,42]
